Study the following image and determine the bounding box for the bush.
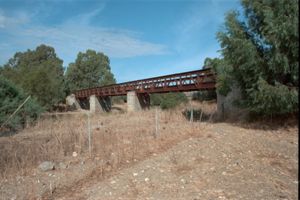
[111,96,126,104]
[192,90,216,102]
[248,78,298,116]
[0,76,43,131]
[150,92,188,109]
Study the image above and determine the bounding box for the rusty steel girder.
[74,68,216,98]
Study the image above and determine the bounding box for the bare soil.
[53,123,299,200]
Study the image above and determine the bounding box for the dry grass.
[0,113,88,178]
[0,102,215,180]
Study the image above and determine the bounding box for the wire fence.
[0,102,217,179]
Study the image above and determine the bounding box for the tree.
[217,0,298,116]
[65,50,116,93]
[191,58,218,101]
[0,44,66,110]
[0,76,43,131]
[203,57,232,96]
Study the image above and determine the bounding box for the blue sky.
[0,0,241,83]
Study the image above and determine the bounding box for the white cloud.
[21,25,168,59]
[0,7,169,65]
[0,11,30,28]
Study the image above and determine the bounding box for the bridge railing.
[74,68,216,98]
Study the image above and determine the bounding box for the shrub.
[192,90,216,102]
[150,92,188,109]
[0,76,43,131]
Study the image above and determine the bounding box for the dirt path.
[55,123,298,200]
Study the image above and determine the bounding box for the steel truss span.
[74,68,216,99]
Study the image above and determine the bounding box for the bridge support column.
[89,95,111,113]
[89,95,102,113]
[66,94,82,110]
[127,91,150,112]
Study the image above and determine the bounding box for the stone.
[133,173,138,176]
[38,161,55,172]
[72,152,78,157]
[66,94,81,110]
[57,162,67,169]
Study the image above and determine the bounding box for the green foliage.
[112,96,126,104]
[150,92,188,109]
[65,50,116,93]
[192,90,216,102]
[249,78,298,115]
[0,76,43,130]
[203,57,233,96]
[216,0,298,116]
[0,44,65,110]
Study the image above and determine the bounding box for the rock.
[133,173,138,176]
[95,156,100,161]
[72,152,78,157]
[57,162,67,169]
[38,161,55,172]
[145,177,150,182]
[10,195,17,200]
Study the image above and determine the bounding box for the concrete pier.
[68,92,150,113]
[89,95,111,113]
[89,95,102,113]
[66,94,82,110]
[127,91,150,112]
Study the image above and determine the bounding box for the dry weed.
[0,103,213,181]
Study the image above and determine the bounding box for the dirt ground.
[0,106,298,200]
[51,122,298,200]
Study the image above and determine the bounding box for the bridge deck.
[74,68,216,99]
